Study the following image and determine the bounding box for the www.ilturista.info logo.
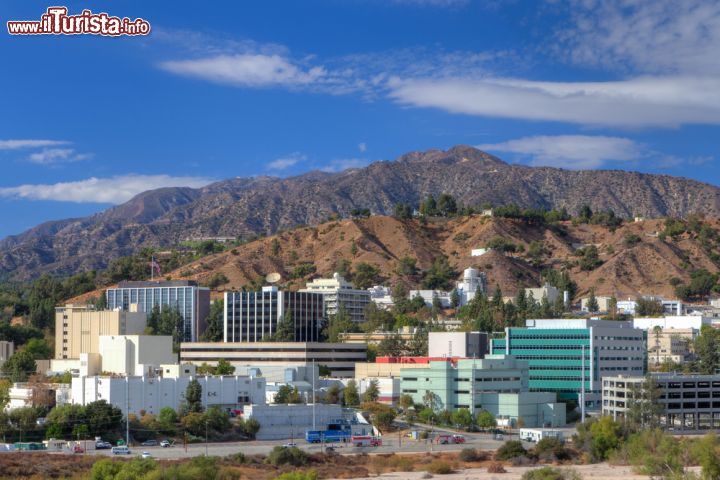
[7,6,150,36]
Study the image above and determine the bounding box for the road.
[85,431,516,460]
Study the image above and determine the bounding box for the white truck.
[519,428,563,443]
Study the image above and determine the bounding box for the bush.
[459,447,482,462]
[273,471,318,480]
[426,460,454,475]
[487,462,507,473]
[267,446,309,467]
[496,440,527,460]
[535,437,571,461]
[521,467,581,480]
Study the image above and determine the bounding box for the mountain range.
[3,145,720,281]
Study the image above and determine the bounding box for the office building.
[224,286,325,342]
[646,328,696,367]
[106,280,210,342]
[491,319,646,408]
[72,373,266,416]
[180,341,367,378]
[399,355,565,427]
[54,304,147,360]
[0,341,13,368]
[602,373,720,430]
[367,286,394,310]
[301,273,371,323]
[428,331,488,359]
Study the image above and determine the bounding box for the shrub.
[521,467,581,480]
[273,471,318,480]
[496,440,527,460]
[267,446,309,467]
[459,447,482,462]
[535,437,571,461]
[426,460,454,475]
[487,462,507,473]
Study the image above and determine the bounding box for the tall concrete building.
[224,286,325,342]
[301,273,370,323]
[106,280,210,342]
[54,304,147,360]
[491,319,646,408]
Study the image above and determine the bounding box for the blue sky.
[1,0,719,239]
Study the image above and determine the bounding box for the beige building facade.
[55,304,147,359]
[647,327,696,367]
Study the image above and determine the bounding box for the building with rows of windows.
[399,355,565,427]
[490,319,646,409]
[224,286,325,342]
[106,280,210,342]
[602,373,720,430]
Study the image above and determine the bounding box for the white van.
[111,446,131,455]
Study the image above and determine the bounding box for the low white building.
[471,248,491,257]
[367,286,394,310]
[5,382,71,412]
[99,335,177,376]
[525,283,560,304]
[619,298,685,316]
[408,290,452,308]
[455,267,487,306]
[633,315,712,331]
[243,403,371,440]
[71,373,266,416]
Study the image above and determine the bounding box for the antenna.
[265,272,281,284]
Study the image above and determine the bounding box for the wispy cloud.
[320,158,371,172]
[478,135,644,169]
[28,148,92,165]
[267,152,306,170]
[0,139,69,150]
[358,142,367,153]
[388,75,720,128]
[0,175,213,204]
[477,134,713,170]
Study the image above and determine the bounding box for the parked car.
[282,442,297,448]
[72,444,85,454]
[95,441,112,450]
[111,446,131,455]
[141,451,152,459]
[160,440,173,448]
[141,439,158,447]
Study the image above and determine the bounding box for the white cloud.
[320,158,371,172]
[358,142,367,153]
[557,0,720,75]
[27,148,91,165]
[477,135,645,169]
[0,139,69,150]
[388,75,720,127]
[267,152,306,170]
[160,54,326,88]
[0,175,213,204]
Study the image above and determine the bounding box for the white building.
[455,267,487,306]
[618,297,685,316]
[408,290,452,308]
[525,283,560,304]
[99,335,177,376]
[301,273,371,323]
[471,248,491,257]
[5,382,71,412]
[428,331,488,359]
[243,403,371,440]
[72,373,266,416]
[581,296,613,312]
[633,316,712,331]
[367,286,394,310]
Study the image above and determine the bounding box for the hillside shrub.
[267,446,309,467]
[521,467,581,480]
[487,462,507,473]
[495,440,527,460]
[426,460,454,474]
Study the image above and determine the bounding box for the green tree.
[396,256,418,277]
[200,299,224,342]
[344,380,360,407]
[377,334,406,357]
[421,256,456,290]
[353,262,382,289]
[423,390,440,411]
[324,384,342,404]
[270,238,281,256]
[324,306,355,342]
[85,400,123,437]
[450,288,460,309]
[204,406,231,432]
[394,203,413,220]
[184,379,203,413]
[399,393,415,412]
[215,358,235,375]
[695,325,720,374]
[636,297,664,316]
[275,385,303,404]
[586,290,599,312]
[419,194,437,216]
[23,337,52,359]
[269,310,296,342]
[1,350,37,382]
[451,408,473,429]
[363,379,380,403]
[436,193,458,216]
[476,410,497,429]
[625,375,663,429]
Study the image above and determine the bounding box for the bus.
[305,423,352,443]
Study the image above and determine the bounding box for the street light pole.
[205,421,209,456]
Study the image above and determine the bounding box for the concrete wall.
[98,335,176,376]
